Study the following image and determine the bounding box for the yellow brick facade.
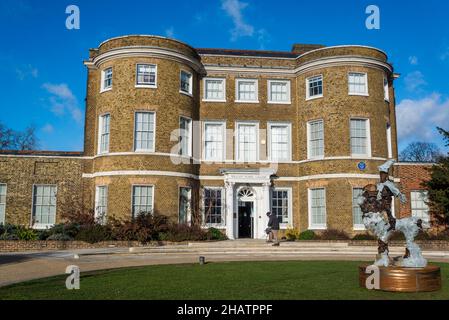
[0,35,401,238]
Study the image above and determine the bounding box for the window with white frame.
[309,188,326,229]
[236,79,258,102]
[95,186,108,223]
[384,77,389,101]
[268,123,291,161]
[271,189,291,225]
[307,120,324,158]
[98,114,110,154]
[32,185,57,229]
[179,187,192,224]
[268,80,290,103]
[180,70,193,95]
[348,72,368,95]
[0,184,6,224]
[306,75,323,99]
[350,119,370,156]
[132,186,154,217]
[203,188,223,225]
[204,122,225,161]
[179,117,192,157]
[135,112,155,152]
[204,78,225,101]
[352,188,365,229]
[236,123,258,162]
[101,67,113,92]
[136,64,157,87]
[411,191,430,224]
[386,123,393,159]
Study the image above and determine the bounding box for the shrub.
[110,213,170,243]
[319,229,350,240]
[206,228,227,241]
[352,233,377,241]
[285,227,300,241]
[164,224,209,242]
[297,230,316,240]
[47,233,74,241]
[75,224,112,244]
[16,227,38,241]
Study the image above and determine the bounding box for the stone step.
[187,241,350,248]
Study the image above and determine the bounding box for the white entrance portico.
[220,168,276,240]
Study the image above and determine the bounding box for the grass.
[0,261,448,300]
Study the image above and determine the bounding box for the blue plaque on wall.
[358,161,367,171]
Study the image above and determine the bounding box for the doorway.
[238,201,253,238]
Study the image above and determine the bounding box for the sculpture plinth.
[359,264,441,292]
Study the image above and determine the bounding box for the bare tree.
[0,122,39,151]
[399,142,442,163]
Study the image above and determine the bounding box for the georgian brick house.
[0,35,432,238]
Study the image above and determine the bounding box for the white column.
[225,181,235,240]
[258,182,271,239]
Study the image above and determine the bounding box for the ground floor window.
[0,184,6,224]
[352,188,365,230]
[132,186,154,217]
[32,185,57,228]
[95,186,108,223]
[411,190,430,224]
[271,189,291,225]
[203,188,223,225]
[179,187,192,224]
[309,188,326,229]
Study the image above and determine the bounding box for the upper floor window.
[236,79,258,103]
[135,112,155,152]
[98,114,110,154]
[268,122,291,162]
[101,67,113,92]
[348,72,368,96]
[204,78,225,102]
[306,75,323,100]
[268,80,291,104]
[203,122,225,161]
[307,120,324,159]
[383,77,389,101]
[0,184,6,225]
[136,64,157,87]
[411,191,430,226]
[350,118,371,157]
[179,116,192,157]
[180,70,193,95]
[132,185,154,217]
[32,185,57,229]
[95,186,108,224]
[236,122,258,162]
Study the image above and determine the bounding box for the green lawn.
[1,261,448,300]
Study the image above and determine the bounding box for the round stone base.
[359,264,441,292]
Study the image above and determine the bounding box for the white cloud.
[41,124,54,134]
[403,71,426,92]
[440,47,449,61]
[42,83,83,124]
[165,26,175,38]
[221,0,254,41]
[408,56,418,65]
[15,64,38,80]
[396,93,449,144]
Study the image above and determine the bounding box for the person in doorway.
[266,212,280,246]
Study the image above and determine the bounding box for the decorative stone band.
[81,170,400,183]
[84,46,206,74]
[204,56,393,76]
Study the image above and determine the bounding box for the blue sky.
[0,0,448,152]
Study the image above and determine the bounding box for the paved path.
[1,241,448,288]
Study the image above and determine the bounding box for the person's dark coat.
[268,214,280,230]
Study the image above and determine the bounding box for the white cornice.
[204,56,392,76]
[85,46,205,74]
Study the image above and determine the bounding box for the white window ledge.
[306,95,323,101]
[308,225,327,230]
[267,101,291,105]
[180,90,193,97]
[349,92,369,97]
[202,99,227,103]
[32,224,55,230]
[235,100,260,104]
[135,84,157,89]
[100,87,112,94]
